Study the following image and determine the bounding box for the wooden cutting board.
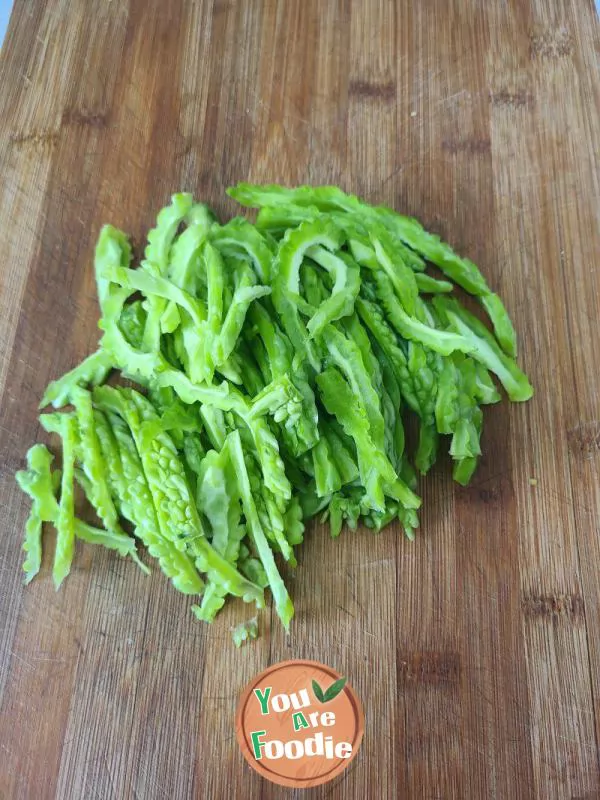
[1,2,599,798]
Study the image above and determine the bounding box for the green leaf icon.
[323,676,347,702]
[312,676,347,703]
[312,679,326,703]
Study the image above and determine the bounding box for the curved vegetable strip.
[228,183,358,213]
[205,242,224,332]
[95,224,133,310]
[142,194,193,351]
[414,421,439,475]
[198,241,225,378]
[255,204,318,233]
[303,247,360,337]
[284,495,305,547]
[373,272,473,356]
[342,310,383,393]
[272,218,343,371]
[103,266,207,329]
[161,204,213,331]
[227,430,294,629]
[235,397,292,501]
[210,217,274,283]
[434,353,484,479]
[95,226,163,382]
[453,454,479,486]
[433,296,533,401]
[215,262,271,363]
[377,208,517,355]
[474,361,501,404]
[253,479,295,563]
[40,350,113,409]
[145,193,194,272]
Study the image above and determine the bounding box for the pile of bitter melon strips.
[16,184,532,644]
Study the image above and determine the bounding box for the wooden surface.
[1,2,599,798]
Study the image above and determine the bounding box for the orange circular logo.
[236,659,364,788]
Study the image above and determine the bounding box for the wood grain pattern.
[1,1,599,798]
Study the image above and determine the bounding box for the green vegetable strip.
[71,519,146,565]
[256,484,295,564]
[473,360,501,405]
[104,266,207,329]
[433,296,533,401]
[414,421,439,475]
[53,415,77,589]
[107,411,203,594]
[200,241,225,376]
[248,302,319,453]
[142,194,193,351]
[119,301,147,348]
[71,387,126,539]
[480,293,518,358]
[15,445,58,582]
[303,246,360,337]
[215,264,270,363]
[373,271,474,357]
[320,419,359,485]
[40,350,113,409]
[227,430,294,629]
[272,218,343,371]
[322,325,386,452]
[145,193,194,272]
[371,237,418,315]
[210,217,274,283]
[414,273,454,294]
[161,204,213,330]
[312,436,342,496]
[356,297,421,415]
[193,447,240,622]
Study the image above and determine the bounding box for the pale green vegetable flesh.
[17,184,532,638]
